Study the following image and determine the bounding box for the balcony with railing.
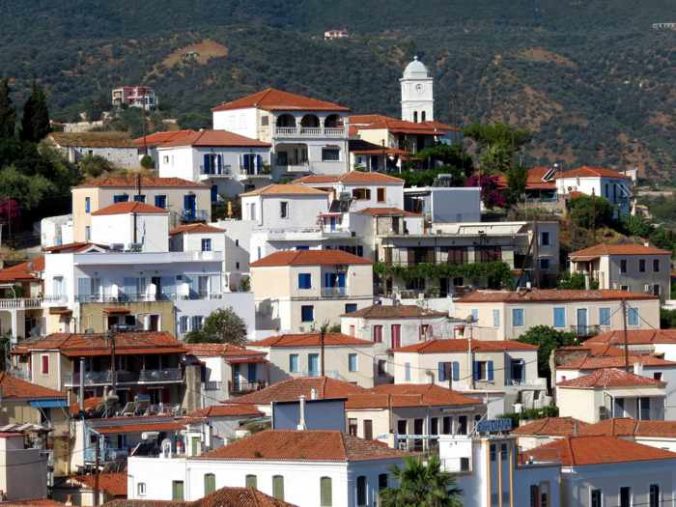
[570,324,601,338]
[65,368,182,387]
[321,286,347,298]
[199,164,232,178]
[273,126,345,138]
[180,209,209,222]
[228,380,267,395]
[0,298,46,310]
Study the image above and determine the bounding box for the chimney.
[297,395,307,430]
[633,362,643,376]
[310,388,318,400]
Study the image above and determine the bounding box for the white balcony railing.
[273,127,345,138]
[0,298,45,310]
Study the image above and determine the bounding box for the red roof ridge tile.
[91,201,168,216]
[250,249,372,268]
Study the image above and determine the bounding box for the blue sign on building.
[476,419,512,434]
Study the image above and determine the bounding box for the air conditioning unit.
[110,243,124,251]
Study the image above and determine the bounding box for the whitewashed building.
[555,166,632,216]
[48,132,139,169]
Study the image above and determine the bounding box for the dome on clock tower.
[402,56,429,79]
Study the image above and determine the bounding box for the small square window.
[322,148,340,161]
[137,483,146,496]
[201,238,212,252]
[301,305,314,322]
[345,303,357,314]
[348,353,358,372]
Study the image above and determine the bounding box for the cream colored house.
[0,372,68,428]
[392,338,545,416]
[71,175,210,242]
[250,249,374,333]
[569,243,672,302]
[556,368,666,423]
[454,288,660,340]
[249,332,375,387]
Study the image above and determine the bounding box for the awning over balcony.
[103,307,131,315]
[49,307,72,315]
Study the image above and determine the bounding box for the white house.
[156,129,272,200]
[48,132,139,170]
[212,88,351,178]
[40,214,73,249]
[248,332,375,387]
[403,186,481,223]
[90,201,170,252]
[126,429,410,507]
[555,166,632,216]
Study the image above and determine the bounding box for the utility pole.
[533,220,540,288]
[107,328,117,393]
[320,325,326,377]
[94,439,100,506]
[621,299,630,372]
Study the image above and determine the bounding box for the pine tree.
[21,81,50,142]
[0,79,16,139]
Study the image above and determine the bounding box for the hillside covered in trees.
[1,0,673,181]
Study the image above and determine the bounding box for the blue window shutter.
[473,361,479,381]
[337,272,346,288]
[203,154,211,173]
[438,362,445,382]
[554,307,565,328]
[452,362,460,381]
[487,361,494,381]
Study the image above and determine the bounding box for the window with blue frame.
[438,362,452,382]
[113,194,129,203]
[492,309,500,328]
[628,307,639,326]
[512,308,524,327]
[344,304,357,314]
[154,195,167,208]
[84,197,90,214]
[289,354,299,373]
[471,308,479,322]
[553,307,566,328]
[599,307,611,326]
[452,361,460,381]
[201,239,212,252]
[348,353,358,372]
[301,305,314,322]
[308,353,319,376]
[473,361,494,381]
[133,194,146,203]
[298,273,312,289]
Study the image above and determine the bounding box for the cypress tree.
[0,79,16,139]
[21,81,50,142]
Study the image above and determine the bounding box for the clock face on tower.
[415,83,424,94]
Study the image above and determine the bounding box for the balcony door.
[183,194,196,218]
[576,308,588,335]
[308,353,319,376]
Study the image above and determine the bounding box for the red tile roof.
[346,384,481,409]
[570,243,671,259]
[184,343,264,358]
[496,166,557,191]
[76,175,207,189]
[212,88,349,112]
[240,184,329,197]
[0,256,44,283]
[395,339,537,354]
[91,201,168,216]
[169,223,224,236]
[188,404,263,418]
[557,368,665,388]
[50,132,135,148]
[342,304,446,319]
[585,329,676,346]
[73,473,127,497]
[43,242,106,253]
[511,417,589,437]
[0,372,66,400]
[359,207,421,217]
[250,249,372,267]
[103,486,296,507]
[231,376,365,405]
[158,129,271,148]
[579,418,676,439]
[349,114,457,135]
[133,129,197,147]
[526,435,676,466]
[555,166,629,180]
[200,429,409,462]
[293,171,404,185]
[457,289,658,303]
[13,332,186,358]
[0,500,65,506]
[557,355,676,370]
[69,396,104,416]
[252,332,372,348]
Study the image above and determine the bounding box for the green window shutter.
[245,474,257,489]
[204,474,216,495]
[320,477,332,506]
[172,481,184,501]
[272,475,284,500]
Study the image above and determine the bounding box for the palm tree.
[380,455,462,507]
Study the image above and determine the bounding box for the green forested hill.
[1,0,673,180]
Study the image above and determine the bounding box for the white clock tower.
[400,56,434,123]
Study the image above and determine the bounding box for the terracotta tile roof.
[349,114,457,135]
[557,355,676,370]
[184,343,264,358]
[570,243,671,259]
[342,304,446,319]
[359,207,421,217]
[0,256,44,282]
[169,223,224,236]
[240,183,329,197]
[43,242,106,253]
[76,175,207,189]
[212,88,349,112]
[511,417,589,437]
[50,132,136,148]
[496,166,557,191]
[585,329,676,346]
[250,249,372,267]
[293,171,404,185]
[133,129,196,147]
[555,166,629,180]
[199,429,409,462]
[292,175,340,184]
[69,396,104,416]
[346,384,481,409]
[158,129,271,148]
[231,376,365,405]
[73,473,127,496]
[526,435,676,466]
[579,418,676,439]
[0,372,66,400]
[0,500,65,506]
[103,486,296,506]
[557,368,665,388]
[395,339,537,354]
[13,332,187,358]
[252,332,372,348]
[456,288,658,303]
[91,201,168,216]
[188,404,263,418]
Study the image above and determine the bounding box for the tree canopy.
[20,82,50,142]
[518,325,578,381]
[568,195,615,229]
[0,79,16,139]
[184,307,247,346]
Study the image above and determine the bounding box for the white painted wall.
[40,214,73,248]
[404,187,481,223]
[241,194,329,229]
[212,108,259,139]
[91,212,169,252]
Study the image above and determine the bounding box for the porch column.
[9,310,20,344]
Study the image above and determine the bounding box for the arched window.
[245,474,257,489]
[301,114,320,127]
[276,114,296,127]
[320,477,332,506]
[413,111,418,123]
[324,114,343,128]
[421,111,426,122]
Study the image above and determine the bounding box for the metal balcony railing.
[139,368,182,383]
[321,287,347,298]
[228,380,267,395]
